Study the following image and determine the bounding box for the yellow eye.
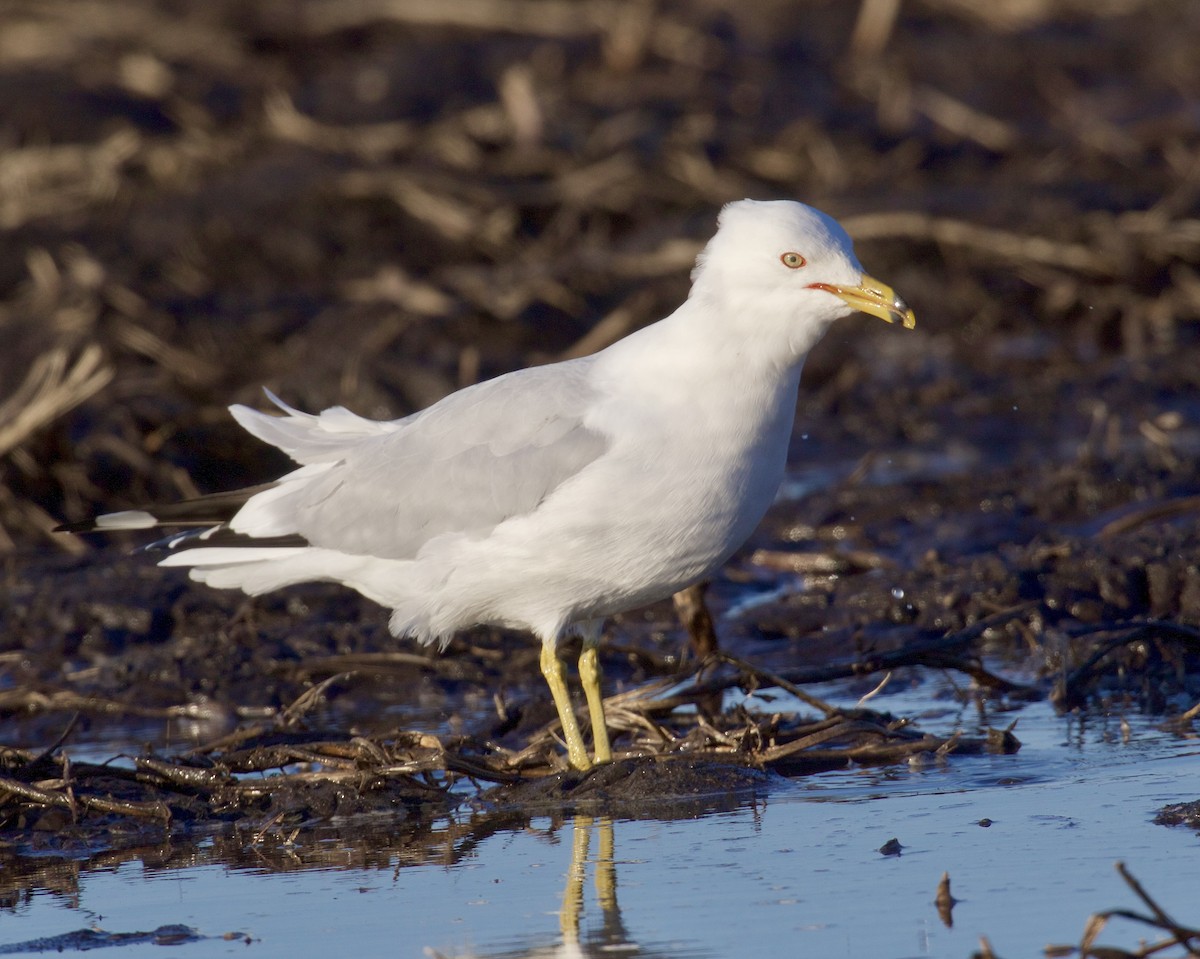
[780,252,806,269]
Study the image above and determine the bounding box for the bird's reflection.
[437,814,658,959]
[557,815,623,953]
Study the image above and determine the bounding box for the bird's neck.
[594,295,810,402]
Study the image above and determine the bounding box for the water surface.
[4,694,1196,959]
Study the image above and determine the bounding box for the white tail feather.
[161,544,474,648]
[158,546,308,568]
[226,463,332,538]
[160,544,405,612]
[230,389,402,465]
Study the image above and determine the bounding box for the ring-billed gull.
[59,199,915,771]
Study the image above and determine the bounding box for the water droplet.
[891,587,905,600]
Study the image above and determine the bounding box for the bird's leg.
[540,641,592,771]
[578,627,611,764]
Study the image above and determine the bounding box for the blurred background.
[2,0,1197,554]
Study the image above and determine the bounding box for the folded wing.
[207,359,611,560]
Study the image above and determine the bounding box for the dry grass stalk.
[0,345,112,457]
[841,212,1118,275]
[849,0,903,59]
[923,0,1154,30]
[0,132,139,230]
[1038,862,1200,958]
[298,0,624,37]
[0,646,1018,830]
[264,91,417,160]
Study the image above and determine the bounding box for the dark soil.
[1,0,1199,883]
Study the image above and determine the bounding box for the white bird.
[60,200,915,771]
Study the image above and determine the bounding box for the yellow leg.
[578,636,611,764]
[540,642,591,771]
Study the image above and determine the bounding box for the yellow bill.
[808,274,916,329]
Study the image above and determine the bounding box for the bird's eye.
[780,252,807,269]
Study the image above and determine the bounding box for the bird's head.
[690,200,915,356]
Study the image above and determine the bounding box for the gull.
[59,200,915,771]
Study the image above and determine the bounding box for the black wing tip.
[54,487,293,542]
[142,527,308,552]
[53,486,276,537]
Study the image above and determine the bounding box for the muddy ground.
[1,0,1199,883]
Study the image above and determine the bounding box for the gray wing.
[252,358,610,559]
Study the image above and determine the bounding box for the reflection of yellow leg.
[595,816,616,912]
[578,630,611,764]
[540,642,591,771]
[560,814,593,942]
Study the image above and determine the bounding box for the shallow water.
[3,689,1197,959]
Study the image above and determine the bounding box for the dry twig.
[0,345,112,457]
